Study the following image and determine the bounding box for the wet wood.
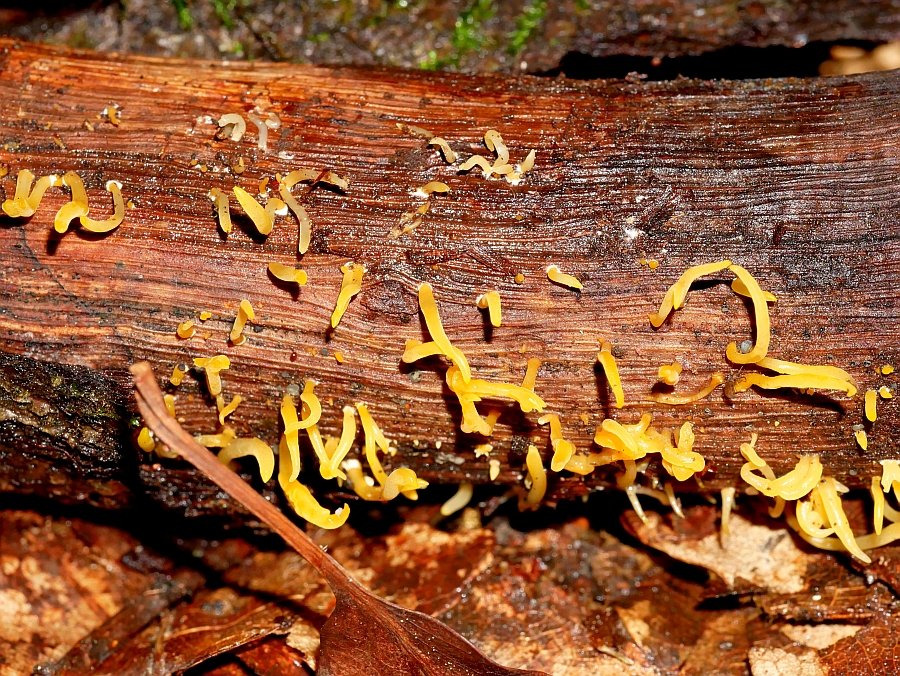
[1,40,899,516]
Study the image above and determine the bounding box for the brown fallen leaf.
[747,647,826,676]
[0,511,155,673]
[818,623,900,675]
[130,361,545,676]
[39,568,205,675]
[623,508,810,594]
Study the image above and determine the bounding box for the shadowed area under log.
[0,40,898,518]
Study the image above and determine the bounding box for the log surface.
[1,41,898,514]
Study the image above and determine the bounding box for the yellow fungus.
[720,487,736,536]
[474,443,493,458]
[268,262,308,284]
[54,172,90,233]
[855,429,868,450]
[546,264,582,290]
[755,357,857,396]
[648,372,724,405]
[416,283,471,383]
[218,394,242,425]
[866,389,878,422]
[321,406,357,480]
[217,437,274,483]
[725,265,770,364]
[233,186,273,235]
[79,180,125,233]
[880,386,893,399]
[658,361,682,386]
[514,273,525,284]
[163,394,177,418]
[193,355,230,396]
[414,181,450,197]
[648,260,731,327]
[169,364,186,386]
[3,170,59,218]
[521,357,541,391]
[137,427,155,452]
[230,299,255,345]
[278,435,349,529]
[523,445,547,509]
[731,277,776,302]
[209,187,232,234]
[176,321,195,339]
[331,263,364,328]
[873,476,885,536]
[428,137,457,163]
[539,413,576,472]
[597,341,624,408]
[489,459,501,480]
[476,291,502,327]
[882,365,895,375]
[440,483,474,516]
[734,372,855,397]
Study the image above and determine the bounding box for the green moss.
[172,0,193,30]
[507,0,546,56]
[420,0,495,70]
[212,0,237,29]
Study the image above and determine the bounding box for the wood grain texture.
[0,40,898,513]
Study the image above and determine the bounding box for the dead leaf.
[39,568,205,675]
[819,623,900,675]
[780,624,862,650]
[748,647,826,676]
[131,361,546,676]
[623,508,809,594]
[0,511,154,674]
[236,634,315,674]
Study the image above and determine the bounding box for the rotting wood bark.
[1,41,898,518]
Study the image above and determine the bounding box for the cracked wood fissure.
[0,41,898,517]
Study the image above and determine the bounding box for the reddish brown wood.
[1,41,899,511]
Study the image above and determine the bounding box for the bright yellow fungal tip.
[278,434,349,529]
[356,403,390,487]
[866,389,878,422]
[474,443,493,458]
[476,291,502,327]
[720,487,736,536]
[415,181,450,197]
[218,394,242,425]
[648,372,724,405]
[3,170,59,218]
[546,265,582,290]
[428,137,457,163]
[731,277,776,302]
[882,365,895,375]
[233,186,274,235]
[320,406,357,480]
[725,265,770,364]
[176,321,195,339]
[415,283,471,382]
[54,172,90,233]
[331,263,364,328]
[597,341,624,409]
[514,273,525,284]
[79,180,125,233]
[230,299,255,344]
[658,361,682,386]
[137,427,155,452]
[734,372,855,397]
[163,394,177,418]
[195,427,237,449]
[217,437,274,483]
[440,483,474,516]
[489,459,501,481]
[193,355,230,396]
[521,358,541,391]
[648,260,731,327]
[872,476,886,535]
[539,414,576,472]
[740,441,821,502]
[808,478,870,563]
[209,188,232,234]
[523,445,547,509]
[170,364,186,386]
[268,262,308,284]
[199,311,212,321]
[880,386,893,399]
[755,357,857,397]
[855,429,868,450]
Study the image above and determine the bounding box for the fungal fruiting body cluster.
[4,116,893,563]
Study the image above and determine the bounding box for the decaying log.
[1,40,898,517]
